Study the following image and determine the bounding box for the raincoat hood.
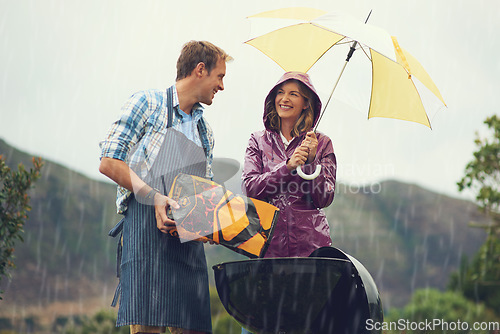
[264,71,322,132]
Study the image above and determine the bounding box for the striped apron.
[109,87,212,332]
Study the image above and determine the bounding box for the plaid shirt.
[100,85,214,214]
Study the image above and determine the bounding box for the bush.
[0,156,43,298]
[384,288,498,334]
[61,310,127,334]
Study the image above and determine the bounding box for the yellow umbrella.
[246,7,447,129]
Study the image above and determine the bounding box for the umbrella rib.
[305,37,347,72]
[336,40,353,46]
[409,77,432,129]
[358,44,372,61]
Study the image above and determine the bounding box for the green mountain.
[0,138,488,319]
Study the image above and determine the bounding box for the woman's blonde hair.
[265,79,315,138]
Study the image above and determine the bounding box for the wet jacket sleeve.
[302,135,336,208]
[242,133,297,200]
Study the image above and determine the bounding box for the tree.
[449,249,500,315]
[456,114,500,312]
[0,155,43,299]
[458,115,500,214]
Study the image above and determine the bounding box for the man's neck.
[175,80,195,115]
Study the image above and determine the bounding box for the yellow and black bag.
[167,173,278,258]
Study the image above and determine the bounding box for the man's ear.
[194,62,206,78]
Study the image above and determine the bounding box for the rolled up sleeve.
[99,92,150,162]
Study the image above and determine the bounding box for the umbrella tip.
[365,9,373,23]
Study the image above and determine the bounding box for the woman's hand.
[154,193,180,234]
[287,145,309,170]
[301,131,318,163]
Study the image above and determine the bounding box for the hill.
[0,138,489,326]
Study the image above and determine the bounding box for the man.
[99,41,231,334]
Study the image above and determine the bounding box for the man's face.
[198,58,226,105]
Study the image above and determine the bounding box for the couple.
[99,40,336,334]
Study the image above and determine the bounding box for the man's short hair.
[176,41,231,81]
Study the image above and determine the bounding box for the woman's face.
[275,81,308,124]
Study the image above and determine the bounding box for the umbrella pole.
[299,48,354,179]
[313,10,372,132]
[313,59,350,133]
[299,10,372,179]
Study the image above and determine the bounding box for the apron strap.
[166,85,209,158]
[108,218,125,307]
[166,86,173,128]
[197,120,209,158]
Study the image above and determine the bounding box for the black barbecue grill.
[213,247,383,334]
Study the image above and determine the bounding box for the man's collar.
[171,84,204,115]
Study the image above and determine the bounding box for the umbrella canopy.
[246,7,447,128]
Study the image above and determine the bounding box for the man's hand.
[154,193,180,234]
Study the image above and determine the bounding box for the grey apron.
[109,87,212,332]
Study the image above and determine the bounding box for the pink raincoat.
[242,72,337,258]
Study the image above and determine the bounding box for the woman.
[242,71,337,258]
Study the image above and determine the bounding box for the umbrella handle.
[296,165,322,180]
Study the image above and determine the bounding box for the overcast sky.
[1,0,499,200]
